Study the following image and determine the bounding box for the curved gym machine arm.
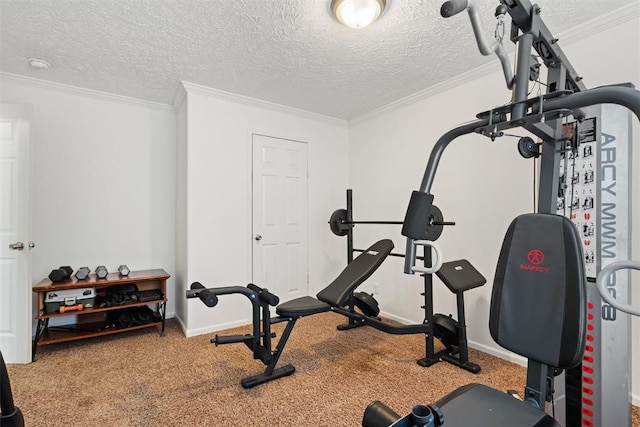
[597,261,640,317]
[441,0,513,89]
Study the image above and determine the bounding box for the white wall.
[349,15,640,402]
[174,96,188,325]
[176,83,350,336]
[0,74,177,318]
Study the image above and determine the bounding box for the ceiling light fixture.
[331,0,386,29]
[28,57,52,71]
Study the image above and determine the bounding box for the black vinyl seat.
[434,213,587,426]
[276,296,331,317]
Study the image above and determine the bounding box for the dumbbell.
[75,266,90,281]
[95,265,109,279]
[59,304,84,313]
[48,266,73,283]
[118,265,130,276]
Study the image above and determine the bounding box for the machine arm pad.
[402,191,434,240]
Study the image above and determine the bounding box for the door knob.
[9,242,24,250]
[254,234,262,241]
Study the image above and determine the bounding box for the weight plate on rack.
[329,208,350,236]
[425,205,444,241]
[353,292,380,317]
[433,313,459,352]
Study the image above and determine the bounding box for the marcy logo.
[527,249,544,265]
[520,249,550,273]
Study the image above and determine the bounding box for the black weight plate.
[425,205,444,241]
[353,292,380,317]
[433,313,459,352]
[329,208,350,236]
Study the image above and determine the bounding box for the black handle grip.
[213,334,254,346]
[441,0,468,17]
[185,282,205,299]
[186,282,218,306]
[247,283,280,306]
[197,289,218,307]
[191,282,205,290]
[246,283,261,293]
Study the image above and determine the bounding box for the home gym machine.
[188,203,486,388]
[328,189,486,373]
[366,212,587,427]
[367,0,639,426]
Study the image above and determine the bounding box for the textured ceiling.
[0,0,635,120]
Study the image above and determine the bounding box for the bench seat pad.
[276,296,331,317]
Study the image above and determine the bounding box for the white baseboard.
[378,310,418,326]
[633,392,640,407]
[467,339,527,367]
[172,305,251,338]
[173,313,187,335]
[183,318,251,338]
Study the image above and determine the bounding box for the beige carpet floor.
[6,314,640,426]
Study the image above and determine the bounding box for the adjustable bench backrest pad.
[316,239,394,307]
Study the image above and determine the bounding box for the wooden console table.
[32,268,169,361]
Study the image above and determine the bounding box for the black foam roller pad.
[198,289,219,308]
[401,191,434,240]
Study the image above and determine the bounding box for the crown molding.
[0,72,174,113]
[559,0,640,46]
[177,81,349,128]
[350,1,640,126]
[172,81,188,113]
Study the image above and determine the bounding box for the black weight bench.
[188,238,485,388]
[275,239,394,318]
[187,239,397,388]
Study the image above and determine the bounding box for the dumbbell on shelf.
[118,265,130,276]
[95,265,109,279]
[75,266,90,281]
[59,304,84,313]
[48,266,73,283]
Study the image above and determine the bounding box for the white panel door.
[252,134,308,303]
[0,105,32,363]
